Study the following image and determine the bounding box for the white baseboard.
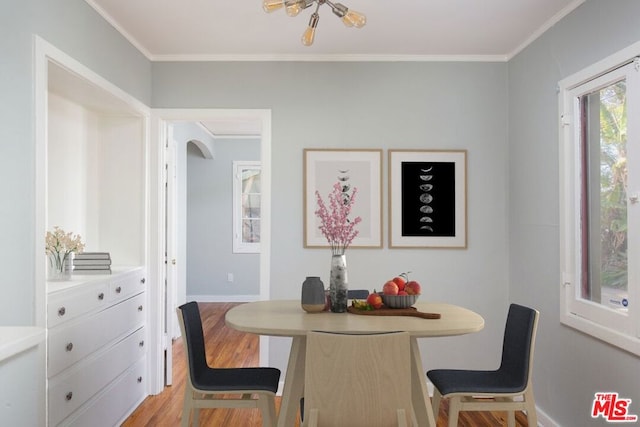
[535,405,559,427]
[187,294,261,302]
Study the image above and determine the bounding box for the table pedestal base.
[277,336,437,427]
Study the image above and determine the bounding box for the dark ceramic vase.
[301,276,326,313]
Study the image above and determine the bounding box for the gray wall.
[508,0,640,425]
[0,0,150,325]
[186,138,260,298]
[153,61,511,378]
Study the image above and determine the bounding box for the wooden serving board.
[347,306,441,319]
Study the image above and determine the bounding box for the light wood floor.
[122,302,529,426]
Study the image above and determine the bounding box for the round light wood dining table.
[225,300,484,427]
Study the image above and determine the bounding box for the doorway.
[151,109,271,391]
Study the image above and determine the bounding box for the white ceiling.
[82,0,584,136]
[86,0,584,62]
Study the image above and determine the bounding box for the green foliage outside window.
[599,81,628,290]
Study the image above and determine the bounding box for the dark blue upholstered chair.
[347,289,370,299]
[176,302,281,427]
[426,303,539,427]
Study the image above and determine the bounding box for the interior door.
[164,124,178,385]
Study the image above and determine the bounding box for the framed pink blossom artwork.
[304,149,383,248]
[388,150,467,248]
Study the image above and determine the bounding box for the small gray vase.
[301,276,326,313]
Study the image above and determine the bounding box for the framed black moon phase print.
[389,150,467,248]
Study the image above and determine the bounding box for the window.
[559,44,640,355]
[233,161,261,253]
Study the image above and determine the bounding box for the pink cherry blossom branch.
[315,182,362,255]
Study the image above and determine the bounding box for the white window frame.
[232,161,261,254]
[559,41,640,356]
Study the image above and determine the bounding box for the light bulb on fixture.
[286,3,302,16]
[285,0,315,17]
[301,12,319,46]
[327,2,366,28]
[285,0,303,16]
[341,9,366,28]
[262,0,285,13]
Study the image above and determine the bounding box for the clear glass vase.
[47,252,72,281]
[329,254,348,313]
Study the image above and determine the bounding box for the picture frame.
[304,148,383,248]
[388,150,467,248]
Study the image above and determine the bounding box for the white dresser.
[47,267,147,427]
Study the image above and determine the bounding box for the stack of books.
[73,252,112,274]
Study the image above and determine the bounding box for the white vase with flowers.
[315,182,361,312]
[45,226,85,281]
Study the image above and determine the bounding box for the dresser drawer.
[109,269,146,302]
[47,281,109,328]
[48,292,146,377]
[48,327,146,426]
[56,357,147,427]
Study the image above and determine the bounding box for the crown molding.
[85,0,154,59]
[506,0,585,60]
[148,53,509,63]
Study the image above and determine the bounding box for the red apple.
[398,290,408,296]
[392,275,407,291]
[405,280,421,295]
[382,280,399,295]
[366,292,383,309]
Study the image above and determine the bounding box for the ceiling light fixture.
[262,0,366,46]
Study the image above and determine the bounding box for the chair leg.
[524,388,538,427]
[431,388,442,420]
[507,410,515,427]
[193,407,200,427]
[192,392,202,427]
[269,395,279,427]
[448,396,460,427]
[257,394,277,427]
[181,390,192,427]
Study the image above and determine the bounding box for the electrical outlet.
[227,273,234,283]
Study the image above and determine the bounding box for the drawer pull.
[58,307,66,317]
[139,340,145,347]
[137,376,143,383]
[98,292,105,300]
[138,305,143,312]
[115,286,122,293]
[66,342,73,352]
[141,277,146,284]
[66,392,73,401]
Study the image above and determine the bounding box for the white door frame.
[149,109,272,393]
